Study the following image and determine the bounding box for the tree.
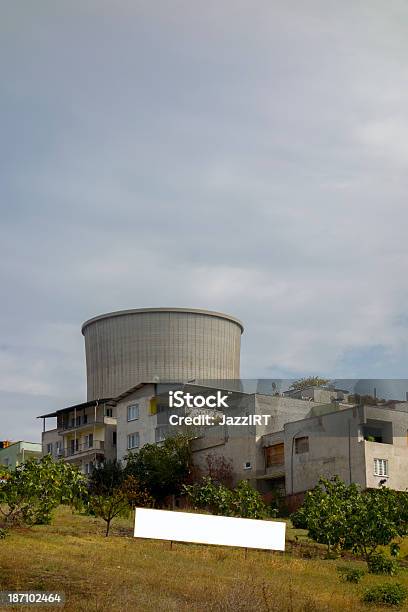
[205,454,233,488]
[183,477,271,519]
[125,434,192,505]
[0,455,86,527]
[291,477,408,563]
[291,476,356,556]
[290,377,329,391]
[344,486,408,562]
[87,461,152,536]
[88,490,130,537]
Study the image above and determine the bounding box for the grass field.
[1,507,407,611]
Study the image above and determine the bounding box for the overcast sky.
[1,1,408,441]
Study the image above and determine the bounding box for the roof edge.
[81,307,244,335]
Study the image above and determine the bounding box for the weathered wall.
[82,308,243,400]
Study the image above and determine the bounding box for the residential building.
[0,441,42,468]
[39,399,117,474]
[260,401,408,506]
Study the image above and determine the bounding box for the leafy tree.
[344,486,408,562]
[0,455,86,526]
[291,477,408,564]
[229,480,272,519]
[125,435,192,505]
[291,476,356,556]
[290,377,329,391]
[87,461,152,536]
[183,477,271,519]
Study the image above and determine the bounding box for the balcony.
[362,420,393,445]
[58,417,115,433]
[64,440,105,458]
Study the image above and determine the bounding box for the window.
[295,436,309,454]
[127,432,140,450]
[127,404,139,421]
[85,433,93,448]
[374,458,388,477]
[83,414,88,424]
[243,461,252,470]
[56,441,62,456]
[155,427,167,443]
[105,407,113,417]
[112,431,117,446]
[265,443,284,467]
[70,439,79,454]
[84,462,94,475]
[46,443,53,454]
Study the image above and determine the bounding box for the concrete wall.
[362,405,408,490]
[82,308,243,400]
[0,441,42,468]
[280,404,408,494]
[116,384,157,461]
[191,394,318,487]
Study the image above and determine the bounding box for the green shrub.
[0,527,7,539]
[336,566,365,583]
[367,552,398,575]
[183,477,270,519]
[362,583,407,606]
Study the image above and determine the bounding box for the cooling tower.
[81,308,243,400]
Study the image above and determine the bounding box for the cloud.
[1,1,408,439]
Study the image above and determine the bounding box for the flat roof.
[37,398,114,419]
[81,307,244,334]
[0,440,42,449]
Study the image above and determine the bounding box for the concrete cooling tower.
[81,308,244,400]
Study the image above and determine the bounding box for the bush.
[367,552,398,575]
[362,583,407,606]
[336,566,365,583]
[183,477,271,519]
[291,505,308,529]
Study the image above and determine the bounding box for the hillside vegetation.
[1,507,407,611]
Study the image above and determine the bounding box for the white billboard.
[134,508,286,551]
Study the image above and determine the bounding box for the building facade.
[82,308,244,400]
[0,441,42,468]
[39,399,117,474]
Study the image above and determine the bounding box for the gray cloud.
[1,1,408,440]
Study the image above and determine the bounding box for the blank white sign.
[134,508,286,551]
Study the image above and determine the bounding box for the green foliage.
[367,552,398,575]
[291,477,408,564]
[362,583,407,606]
[0,528,7,539]
[88,459,125,495]
[0,455,87,527]
[291,477,355,556]
[87,461,153,535]
[183,477,271,519]
[290,377,329,391]
[125,435,192,505]
[336,566,365,583]
[88,490,130,537]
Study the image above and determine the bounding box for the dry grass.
[0,507,407,611]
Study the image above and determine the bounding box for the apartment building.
[260,401,408,504]
[39,399,117,474]
[0,440,42,468]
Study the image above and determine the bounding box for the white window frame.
[374,458,388,477]
[127,432,140,450]
[46,443,53,454]
[127,404,140,422]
